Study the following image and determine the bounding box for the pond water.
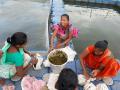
[0,0,120,59]
[0,0,50,51]
[64,1,120,59]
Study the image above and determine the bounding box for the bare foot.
[0,79,5,86]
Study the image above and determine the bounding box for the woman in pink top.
[50,14,78,51]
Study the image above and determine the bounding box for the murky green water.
[64,1,120,59]
[0,0,49,51]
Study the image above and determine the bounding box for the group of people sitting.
[0,13,119,90]
[50,13,120,84]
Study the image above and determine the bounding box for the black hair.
[61,14,69,21]
[95,40,108,51]
[55,68,78,90]
[7,32,27,46]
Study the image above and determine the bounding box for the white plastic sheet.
[96,83,109,90]
[47,73,59,90]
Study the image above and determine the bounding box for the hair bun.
[7,37,12,44]
[103,40,108,45]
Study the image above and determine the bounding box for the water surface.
[64,1,120,59]
[0,0,50,51]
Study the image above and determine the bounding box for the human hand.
[92,69,100,77]
[30,58,38,65]
[83,71,90,80]
[56,43,62,48]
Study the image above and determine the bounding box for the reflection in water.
[64,2,120,59]
[0,0,49,51]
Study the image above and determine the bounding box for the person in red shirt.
[80,40,120,85]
